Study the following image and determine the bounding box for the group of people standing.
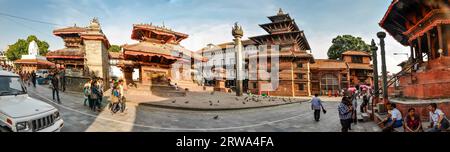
[83,78,105,112]
[337,95,359,132]
[18,70,37,88]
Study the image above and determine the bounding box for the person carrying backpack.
[110,84,121,114]
[83,79,92,107]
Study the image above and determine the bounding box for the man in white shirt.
[427,103,449,132]
[379,103,403,132]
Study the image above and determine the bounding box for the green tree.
[327,35,371,60]
[5,35,50,61]
[108,45,121,52]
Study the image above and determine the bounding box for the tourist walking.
[31,70,36,88]
[51,73,61,104]
[404,108,423,132]
[426,103,449,132]
[311,94,325,122]
[338,96,352,132]
[118,79,126,113]
[83,79,92,106]
[360,93,369,113]
[351,94,358,125]
[110,83,122,113]
[96,79,104,110]
[378,103,403,132]
[89,79,102,112]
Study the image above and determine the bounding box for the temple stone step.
[360,113,370,122]
[151,90,186,97]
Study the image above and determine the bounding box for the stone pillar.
[371,39,379,118]
[377,32,388,101]
[417,36,423,62]
[437,24,447,56]
[232,22,244,96]
[427,31,433,59]
[307,62,311,96]
[291,62,295,97]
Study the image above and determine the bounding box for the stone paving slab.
[27,85,381,132]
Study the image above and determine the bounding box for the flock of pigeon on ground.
[168,91,303,120]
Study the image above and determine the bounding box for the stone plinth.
[398,57,450,99]
[214,80,227,92]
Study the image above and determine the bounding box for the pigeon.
[210,91,215,95]
[210,103,213,106]
[217,100,220,103]
[242,102,246,104]
[185,101,189,104]
[244,97,248,100]
[235,97,239,101]
[172,100,176,103]
[213,115,219,120]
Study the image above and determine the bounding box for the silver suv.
[0,70,64,132]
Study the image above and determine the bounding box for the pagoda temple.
[380,0,450,99]
[247,9,314,97]
[47,18,111,79]
[120,24,204,86]
[379,0,450,119]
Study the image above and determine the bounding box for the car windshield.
[0,76,27,96]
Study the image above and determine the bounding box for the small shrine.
[15,40,54,73]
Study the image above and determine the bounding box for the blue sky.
[0,0,408,73]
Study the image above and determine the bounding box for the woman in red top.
[404,108,423,132]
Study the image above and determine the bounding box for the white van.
[0,70,63,132]
[36,69,49,78]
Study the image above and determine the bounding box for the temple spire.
[278,8,284,15]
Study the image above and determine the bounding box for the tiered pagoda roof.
[46,48,84,59]
[379,0,450,45]
[14,59,55,66]
[124,24,205,61]
[249,9,311,51]
[131,24,188,44]
[342,50,371,57]
[310,59,347,70]
[48,19,111,59]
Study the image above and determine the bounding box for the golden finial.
[278,8,284,15]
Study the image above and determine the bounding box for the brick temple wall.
[398,57,450,99]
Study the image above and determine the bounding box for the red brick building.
[310,50,373,96]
